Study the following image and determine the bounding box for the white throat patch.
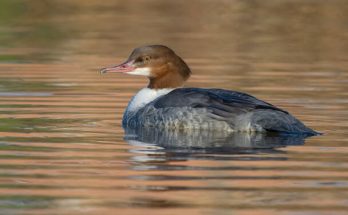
[126,88,174,112]
[127,67,151,76]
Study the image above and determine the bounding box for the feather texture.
[123,88,318,135]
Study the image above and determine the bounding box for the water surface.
[0,1,348,214]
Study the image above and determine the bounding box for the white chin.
[127,67,151,76]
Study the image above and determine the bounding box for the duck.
[101,45,319,135]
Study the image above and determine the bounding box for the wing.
[153,88,288,118]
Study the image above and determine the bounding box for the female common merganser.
[101,45,318,135]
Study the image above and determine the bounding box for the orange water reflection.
[0,0,348,214]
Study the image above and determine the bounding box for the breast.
[123,88,175,125]
[125,88,175,113]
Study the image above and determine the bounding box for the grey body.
[122,88,318,135]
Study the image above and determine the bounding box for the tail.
[251,110,321,136]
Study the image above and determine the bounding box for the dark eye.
[143,56,151,63]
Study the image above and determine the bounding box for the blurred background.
[1,0,348,63]
[0,0,348,214]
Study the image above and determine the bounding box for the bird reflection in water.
[124,127,312,163]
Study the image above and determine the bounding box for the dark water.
[0,1,348,214]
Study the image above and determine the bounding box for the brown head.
[101,45,191,89]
